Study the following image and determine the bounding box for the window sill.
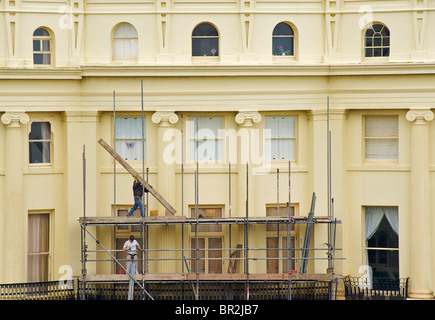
[191,57,220,63]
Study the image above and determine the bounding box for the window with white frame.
[265,116,296,160]
[364,116,398,160]
[192,23,219,57]
[113,23,138,59]
[33,28,53,65]
[29,122,51,164]
[115,117,145,160]
[365,206,399,280]
[272,22,295,56]
[189,116,223,161]
[28,213,50,282]
[364,23,390,58]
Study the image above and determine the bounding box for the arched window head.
[272,22,294,56]
[364,23,390,57]
[33,28,53,65]
[113,23,138,59]
[192,23,219,57]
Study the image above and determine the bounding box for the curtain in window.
[365,116,398,159]
[28,214,49,282]
[114,23,138,58]
[115,117,145,160]
[189,117,222,161]
[265,116,295,160]
[364,207,398,288]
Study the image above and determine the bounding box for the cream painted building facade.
[1,0,435,299]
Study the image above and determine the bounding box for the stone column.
[151,111,179,272]
[406,108,434,299]
[1,112,29,283]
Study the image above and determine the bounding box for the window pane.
[192,23,218,36]
[33,40,41,51]
[42,40,50,51]
[28,214,49,282]
[29,142,51,163]
[189,117,222,161]
[114,23,138,37]
[192,38,219,56]
[33,54,44,65]
[33,28,50,37]
[272,22,294,36]
[365,116,398,137]
[272,37,294,56]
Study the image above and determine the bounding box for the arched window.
[272,22,294,56]
[113,23,138,59]
[33,28,53,65]
[192,23,219,57]
[364,23,390,57]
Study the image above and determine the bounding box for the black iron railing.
[343,276,409,300]
[77,280,332,300]
[0,281,75,300]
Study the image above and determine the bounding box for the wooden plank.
[77,273,340,282]
[98,138,177,215]
[78,216,186,224]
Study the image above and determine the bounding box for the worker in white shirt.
[123,235,142,275]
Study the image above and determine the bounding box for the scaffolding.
[78,87,342,300]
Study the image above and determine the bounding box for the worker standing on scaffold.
[123,235,142,275]
[126,177,148,217]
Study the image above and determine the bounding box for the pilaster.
[1,111,29,283]
[151,111,179,272]
[406,108,434,299]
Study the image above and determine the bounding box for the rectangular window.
[265,116,296,160]
[29,122,51,164]
[115,117,145,160]
[365,207,399,279]
[266,205,296,273]
[266,237,295,273]
[189,116,223,161]
[190,237,223,274]
[28,213,50,282]
[364,116,398,160]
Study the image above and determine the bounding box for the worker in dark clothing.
[127,177,148,217]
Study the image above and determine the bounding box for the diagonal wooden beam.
[98,138,177,215]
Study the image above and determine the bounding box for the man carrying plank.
[127,177,149,217]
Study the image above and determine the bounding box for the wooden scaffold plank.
[98,138,177,215]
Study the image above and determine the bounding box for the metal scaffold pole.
[81,145,86,300]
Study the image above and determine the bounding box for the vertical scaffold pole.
[113,90,117,274]
[276,168,280,274]
[181,114,184,273]
[81,145,86,300]
[287,160,292,300]
[245,162,249,300]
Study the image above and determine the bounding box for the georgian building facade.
[1,0,435,299]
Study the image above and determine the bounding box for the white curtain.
[115,117,145,160]
[265,116,295,160]
[41,122,51,163]
[28,214,49,282]
[365,206,399,244]
[365,116,398,159]
[189,117,222,161]
[114,23,138,58]
[363,206,399,289]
